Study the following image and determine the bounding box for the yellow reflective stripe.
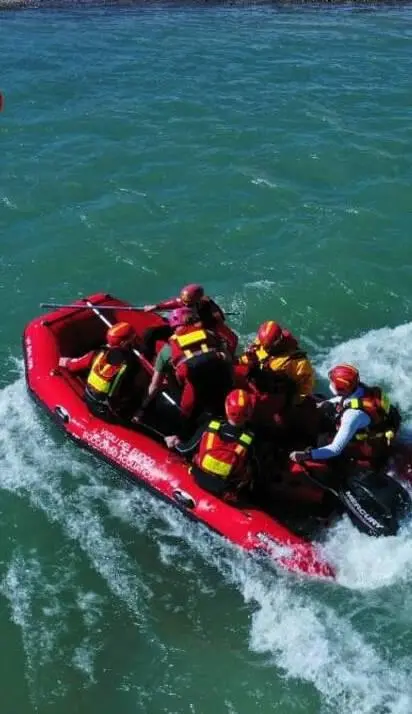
[176,330,207,348]
[200,454,231,478]
[239,432,253,446]
[256,345,269,362]
[208,420,221,431]
[87,352,110,394]
[205,432,215,450]
[349,398,361,409]
[87,371,111,394]
[107,363,127,397]
[234,444,245,455]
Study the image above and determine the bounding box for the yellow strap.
[200,454,232,478]
[176,329,207,348]
[239,432,253,446]
[208,420,221,431]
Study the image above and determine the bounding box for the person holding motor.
[290,364,401,468]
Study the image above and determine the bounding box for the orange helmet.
[107,322,135,348]
[328,364,359,395]
[256,321,283,350]
[180,283,204,306]
[225,389,253,425]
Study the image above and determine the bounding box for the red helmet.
[328,364,359,395]
[225,389,253,425]
[256,321,283,350]
[180,283,204,306]
[169,307,196,328]
[107,322,135,347]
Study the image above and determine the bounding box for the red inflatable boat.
[22,293,340,580]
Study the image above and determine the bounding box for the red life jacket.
[169,323,219,371]
[341,384,399,443]
[193,420,254,481]
[86,350,128,400]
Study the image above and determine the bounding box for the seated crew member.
[58,322,144,422]
[289,364,401,467]
[236,320,315,432]
[134,306,233,425]
[143,283,237,358]
[166,389,256,500]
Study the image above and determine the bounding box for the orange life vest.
[193,420,254,481]
[169,323,218,370]
[86,350,128,399]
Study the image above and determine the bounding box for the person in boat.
[58,321,145,422]
[289,364,401,468]
[142,283,238,359]
[165,389,257,501]
[134,306,233,427]
[235,320,315,434]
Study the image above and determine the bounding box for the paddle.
[40,302,146,312]
[82,300,181,414]
[40,302,238,316]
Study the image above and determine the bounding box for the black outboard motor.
[341,467,412,537]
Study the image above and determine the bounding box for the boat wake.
[1,319,412,712]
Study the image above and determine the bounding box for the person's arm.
[59,351,95,373]
[144,297,181,312]
[206,297,225,321]
[133,346,170,421]
[309,409,371,460]
[172,424,206,457]
[295,358,315,397]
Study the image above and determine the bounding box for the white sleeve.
[310,409,371,460]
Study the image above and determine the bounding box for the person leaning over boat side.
[142,282,238,359]
[289,364,401,468]
[58,322,144,422]
[134,306,233,427]
[165,389,257,501]
[236,320,315,431]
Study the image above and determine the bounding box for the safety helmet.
[107,322,136,348]
[180,283,204,306]
[256,321,283,350]
[169,307,196,328]
[225,389,254,425]
[328,364,360,395]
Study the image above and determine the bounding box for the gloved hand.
[165,435,180,449]
[289,449,312,464]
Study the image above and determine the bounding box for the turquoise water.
[2,5,412,713]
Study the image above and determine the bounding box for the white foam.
[324,517,412,590]
[4,318,412,714]
[316,321,412,419]
[0,377,153,619]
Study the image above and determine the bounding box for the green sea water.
[1,5,412,714]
